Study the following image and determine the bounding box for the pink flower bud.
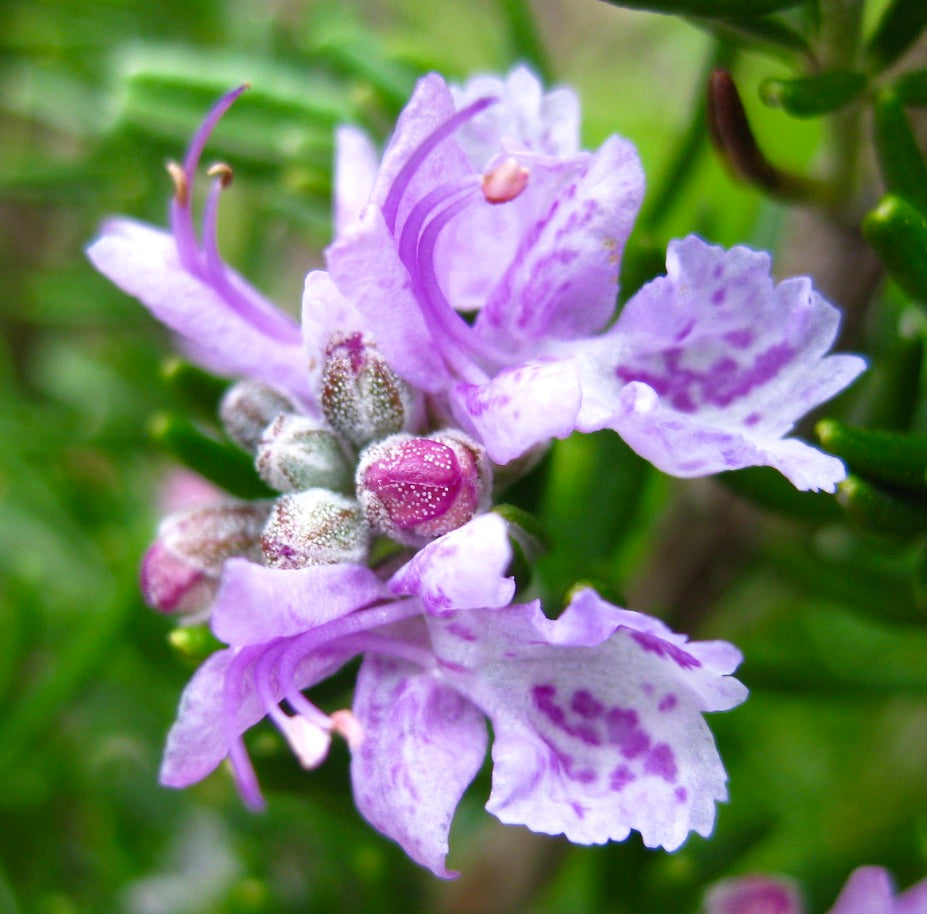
[220,379,296,453]
[703,876,805,914]
[321,332,417,449]
[141,502,271,614]
[255,414,351,493]
[260,489,369,569]
[356,430,491,546]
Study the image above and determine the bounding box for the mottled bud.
[256,414,352,494]
[220,380,296,453]
[261,489,369,569]
[356,430,491,546]
[141,502,271,614]
[321,332,416,449]
[482,157,529,204]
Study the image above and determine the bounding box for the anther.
[482,157,530,204]
[207,162,235,188]
[167,161,189,207]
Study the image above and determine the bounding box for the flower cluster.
[87,67,863,876]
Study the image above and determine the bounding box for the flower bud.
[261,489,369,569]
[321,332,417,449]
[356,430,491,546]
[256,414,352,494]
[141,502,271,614]
[220,380,296,453]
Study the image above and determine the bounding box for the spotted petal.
[577,235,866,490]
[429,590,747,850]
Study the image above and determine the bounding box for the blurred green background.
[2,0,927,911]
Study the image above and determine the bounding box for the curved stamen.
[382,96,498,235]
[169,85,248,275]
[335,632,438,670]
[182,85,250,183]
[396,182,487,381]
[201,171,300,342]
[277,600,423,701]
[416,193,514,369]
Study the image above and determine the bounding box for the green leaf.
[148,412,274,500]
[817,420,927,492]
[865,0,927,72]
[691,14,811,56]
[863,194,927,302]
[161,357,229,425]
[601,0,805,15]
[896,68,927,107]
[116,46,353,164]
[744,605,927,694]
[760,70,866,117]
[837,474,927,536]
[496,0,553,85]
[872,90,927,214]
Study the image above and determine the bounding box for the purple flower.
[703,868,927,914]
[160,513,747,877]
[317,68,865,490]
[88,68,863,494]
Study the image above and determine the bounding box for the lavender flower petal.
[388,513,515,614]
[211,557,387,645]
[87,219,312,404]
[350,653,487,878]
[452,359,583,465]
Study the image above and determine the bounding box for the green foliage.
[760,71,867,117]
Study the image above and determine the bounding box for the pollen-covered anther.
[321,332,418,449]
[260,489,369,569]
[140,502,271,614]
[481,157,530,204]
[256,414,352,493]
[330,709,364,750]
[356,430,492,546]
[207,161,234,188]
[166,160,189,207]
[220,379,296,453]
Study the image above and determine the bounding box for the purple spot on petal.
[723,328,753,348]
[605,707,650,759]
[609,764,635,791]
[745,412,761,426]
[570,801,587,819]
[571,689,604,719]
[631,631,701,669]
[658,694,678,713]
[645,743,678,783]
[674,786,687,803]
[674,319,695,342]
[711,288,726,305]
[446,622,477,642]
